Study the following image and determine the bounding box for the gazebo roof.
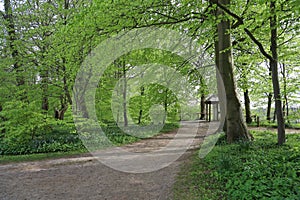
[205,94,219,104]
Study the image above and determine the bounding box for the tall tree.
[269,0,285,144]
[212,0,292,144]
[213,0,251,142]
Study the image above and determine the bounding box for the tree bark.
[244,89,252,124]
[270,1,285,145]
[215,0,251,143]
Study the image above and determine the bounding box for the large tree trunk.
[214,28,227,133]
[244,89,252,124]
[270,1,285,145]
[215,0,251,143]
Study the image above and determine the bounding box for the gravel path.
[0,121,214,200]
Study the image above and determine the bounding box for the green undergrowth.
[174,131,300,200]
[0,122,179,163]
[248,121,300,129]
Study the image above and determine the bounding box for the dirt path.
[0,121,213,200]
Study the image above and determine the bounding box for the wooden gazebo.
[205,94,220,122]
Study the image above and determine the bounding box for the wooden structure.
[205,94,220,122]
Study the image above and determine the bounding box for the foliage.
[174,131,300,199]
[0,121,179,155]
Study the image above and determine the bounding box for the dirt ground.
[0,121,212,200]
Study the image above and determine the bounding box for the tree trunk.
[215,0,251,143]
[54,107,67,120]
[200,94,206,120]
[41,69,49,111]
[138,86,145,124]
[122,62,128,127]
[281,63,289,123]
[244,89,252,124]
[4,0,25,87]
[270,1,285,145]
[0,105,5,134]
[214,26,227,133]
[163,88,168,124]
[266,92,272,121]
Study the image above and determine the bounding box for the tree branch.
[212,0,274,61]
[243,28,273,61]
[0,11,5,19]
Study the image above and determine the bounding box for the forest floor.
[0,121,210,200]
[1,122,299,200]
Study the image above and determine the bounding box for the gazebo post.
[216,103,219,121]
[209,103,211,122]
[204,94,220,122]
[206,103,208,121]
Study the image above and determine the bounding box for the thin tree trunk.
[215,0,251,143]
[270,1,285,145]
[163,88,168,124]
[138,86,145,124]
[267,92,272,121]
[41,68,49,111]
[281,63,289,124]
[122,62,128,127]
[0,105,5,134]
[244,89,252,124]
[200,94,205,120]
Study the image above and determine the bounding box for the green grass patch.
[173,131,300,199]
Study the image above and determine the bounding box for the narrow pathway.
[0,121,213,200]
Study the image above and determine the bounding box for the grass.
[173,131,300,200]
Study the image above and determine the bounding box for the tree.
[211,0,300,144]
[213,0,251,142]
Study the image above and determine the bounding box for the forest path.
[0,121,213,200]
